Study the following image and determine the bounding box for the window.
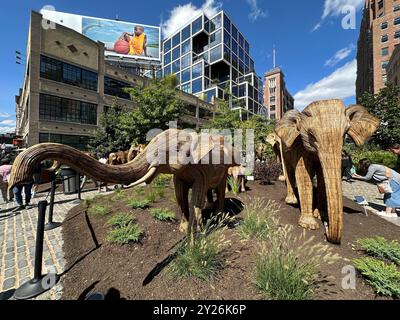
[181,39,191,55]
[232,25,238,41]
[192,78,202,93]
[163,39,171,52]
[104,77,131,99]
[182,25,191,41]
[394,4,400,12]
[181,54,191,69]
[192,63,202,79]
[209,29,222,48]
[172,59,180,73]
[224,14,231,33]
[378,0,383,10]
[172,33,180,48]
[382,47,389,56]
[224,30,231,48]
[382,61,389,70]
[182,68,191,83]
[163,64,172,76]
[232,40,238,55]
[39,133,90,150]
[395,30,400,39]
[39,94,97,125]
[381,21,388,29]
[238,34,244,48]
[381,34,388,42]
[238,46,244,61]
[164,51,171,65]
[224,46,231,62]
[172,46,180,61]
[209,13,221,32]
[395,17,400,25]
[210,45,222,63]
[40,55,98,91]
[238,84,246,97]
[244,41,249,54]
[181,82,191,93]
[192,17,202,34]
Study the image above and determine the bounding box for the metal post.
[72,172,82,204]
[14,201,59,299]
[44,180,61,231]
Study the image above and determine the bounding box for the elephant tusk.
[126,167,158,189]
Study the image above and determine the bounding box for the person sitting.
[389,144,400,173]
[352,159,400,218]
[341,150,355,182]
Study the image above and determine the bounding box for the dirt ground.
[60,180,400,300]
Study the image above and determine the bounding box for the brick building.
[356,0,400,100]
[387,44,400,85]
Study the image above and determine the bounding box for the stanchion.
[14,201,59,299]
[72,172,82,204]
[44,180,62,231]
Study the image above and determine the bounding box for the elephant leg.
[314,165,327,221]
[206,189,214,209]
[174,176,190,233]
[240,176,246,192]
[295,158,319,230]
[188,173,208,239]
[285,161,298,205]
[215,175,227,213]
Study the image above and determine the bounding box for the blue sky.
[0,0,364,133]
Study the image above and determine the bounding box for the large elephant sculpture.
[8,129,238,237]
[275,100,380,244]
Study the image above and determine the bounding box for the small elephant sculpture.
[275,100,380,244]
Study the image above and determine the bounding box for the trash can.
[60,167,79,194]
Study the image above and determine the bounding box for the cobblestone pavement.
[0,185,113,300]
[342,179,400,227]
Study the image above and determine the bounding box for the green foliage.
[149,208,176,221]
[145,188,157,203]
[152,174,172,187]
[107,213,134,228]
[348,149,397,170]
[358,84,400,148]
[128,199,151,209]
[106,223,143,245]
[227,176,240,195]
[88,101,131,156]
[87,204,110,217]
[120,75,188,145]
[238,199,280,240]
[353,257,400,297]
[357,237,400,265]
[110,188,127,202]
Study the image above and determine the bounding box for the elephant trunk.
[8,143,152,192]
[319,151,343,244]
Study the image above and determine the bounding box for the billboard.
[41,9,161,61]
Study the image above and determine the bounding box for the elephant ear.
[275,109,301,148]
[191,133,216,164]
[346,105,380,147]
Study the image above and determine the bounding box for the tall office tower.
[160,11,267,119]
[356,0,400,100]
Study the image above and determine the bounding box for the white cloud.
[246,0,267,22]
[0,119,16,126]
[325,44,355,67]
[0,112,12,118]
[294,59,357,110]
[0,126,15,134]
[161,0,222,38]
[313,0,364,31]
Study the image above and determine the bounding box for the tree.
[88,100,130,157]
[120,75,187,144]
[359,84,400,148]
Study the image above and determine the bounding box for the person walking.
[0,159,12,203]
[353,159,400,218]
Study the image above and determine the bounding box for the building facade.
[16,11,215,148]
[387,44,400,85]
[263,68,294,120]
[160,11,266,119]
[356,0,400,100]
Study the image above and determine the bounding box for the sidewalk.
[0,185,112,299]
[342,179,400,227]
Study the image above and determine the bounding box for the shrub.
[135,187,145,196]
[153,174,172,187]
[111,188,127,202]
[145,188,157,203]
[350,150,397,170]
[150,208,176,221]
[253,159,282,184]
[357,237,400,265]
[155,185,165,199]
[254,226,341,300]
[107,213,134,228]
[87,204,110,217]
[238,199,280,240]
[227,176,240,195]
[353,257,400,297]
[106,223,143,245]
[128,199,151,209]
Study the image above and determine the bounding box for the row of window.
[39,94,97,125]
[104,77,131,99]
[40,55,98,91]
[380,16,400,29]
[39,133,91,150]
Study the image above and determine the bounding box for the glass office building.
[160,11,266,119]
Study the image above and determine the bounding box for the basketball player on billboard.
[118,25,147,56]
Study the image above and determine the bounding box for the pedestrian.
[353,158,400,218]
[0,159,13,203]
[389,143,400,173]
[341,150,355,181]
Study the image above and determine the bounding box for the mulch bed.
[60,181,400,300]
